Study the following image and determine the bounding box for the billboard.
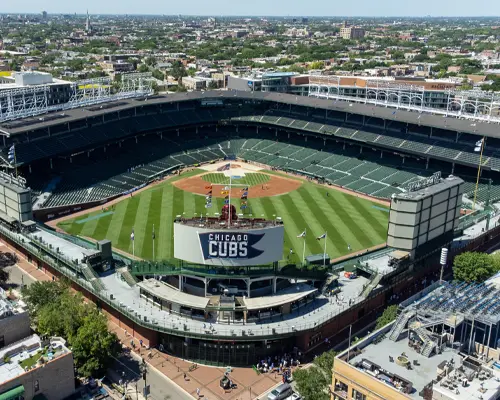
[174,223,284,266]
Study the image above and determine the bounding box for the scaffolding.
[308,76,500,124]
[0,85,49,122]
[0,72,154,124]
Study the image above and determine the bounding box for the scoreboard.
[174,222,284,266]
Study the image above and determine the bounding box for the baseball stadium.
[1,88,500,366]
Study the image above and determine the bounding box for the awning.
[0,385,25,400]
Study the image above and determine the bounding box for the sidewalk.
[109,321,285,400]
[0,240,52,282]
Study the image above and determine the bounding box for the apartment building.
[332,279,500,400]
[340,21,365,40]
[0,289,30,349]
[0,335,75,400]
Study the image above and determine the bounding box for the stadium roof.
[1,90,499,138]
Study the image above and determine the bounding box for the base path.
[173,172,302,198]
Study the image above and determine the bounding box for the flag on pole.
[474,138,484,152]
[297,230,306,238]
[130,229,135,241]
[316,232,327,240]
[152,225,155,240]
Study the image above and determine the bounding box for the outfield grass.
[58,170,389,262]
[201,172,270,186]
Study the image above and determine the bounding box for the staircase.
[415,327,437,357]
[361,273,382,298]
[389,311,413,341]
[81,264,106,292]
[82,264,98,280]
[118,267,138,287]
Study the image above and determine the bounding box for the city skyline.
[1,0,500,17]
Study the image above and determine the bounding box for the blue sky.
[2,0,500,17]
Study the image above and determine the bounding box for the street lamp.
[140,358,148,400]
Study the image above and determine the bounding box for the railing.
[0,224,81,275]
[457,208,493,231]
[130,260,328,280]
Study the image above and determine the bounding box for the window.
[34,380,39,392]
[352,389,366,400]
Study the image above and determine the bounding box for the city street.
[110,351,194,400]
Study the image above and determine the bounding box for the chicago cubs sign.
[199,232,265,260]
[174,223,284,266]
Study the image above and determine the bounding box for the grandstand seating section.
[5,105,499,209]
[30,129,440,208]
[231,110,500,171]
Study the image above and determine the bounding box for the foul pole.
[473,136,486,211]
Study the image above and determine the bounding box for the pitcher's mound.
[173,173,302,198]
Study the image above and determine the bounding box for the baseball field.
[56,167,390,262]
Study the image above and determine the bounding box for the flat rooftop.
[138,279,210,310]
[242,283,317,311]
[31,229,100,261]
[0,334,70,384]
[2,91,500,138]
[349,334,463,397]
[394,175,464,201]
[0,288,26,319]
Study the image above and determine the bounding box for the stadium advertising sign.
[199,232,264,260]
[174,223,284,266]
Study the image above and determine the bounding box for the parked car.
[268,383,293,400]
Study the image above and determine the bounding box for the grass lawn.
[58,170,389,262]
[201,172,270,186]
[19,351,45,369]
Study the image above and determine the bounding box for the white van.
[267,383,293,400]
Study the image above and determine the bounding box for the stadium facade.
[0,91,500,366]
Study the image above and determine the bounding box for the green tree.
[207,80,218,90]
[144,56,156,67]
[453,252,500,283]
[170,60,187,83]
[293,367,329,400]
[313,349,337,382]
[21,280,69,318]
[37,291,88,341]
[375,304,398,330]
[22,280,121,377]
[71,311,120,377]
[137,64,149,73]
[151,69,164,81]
